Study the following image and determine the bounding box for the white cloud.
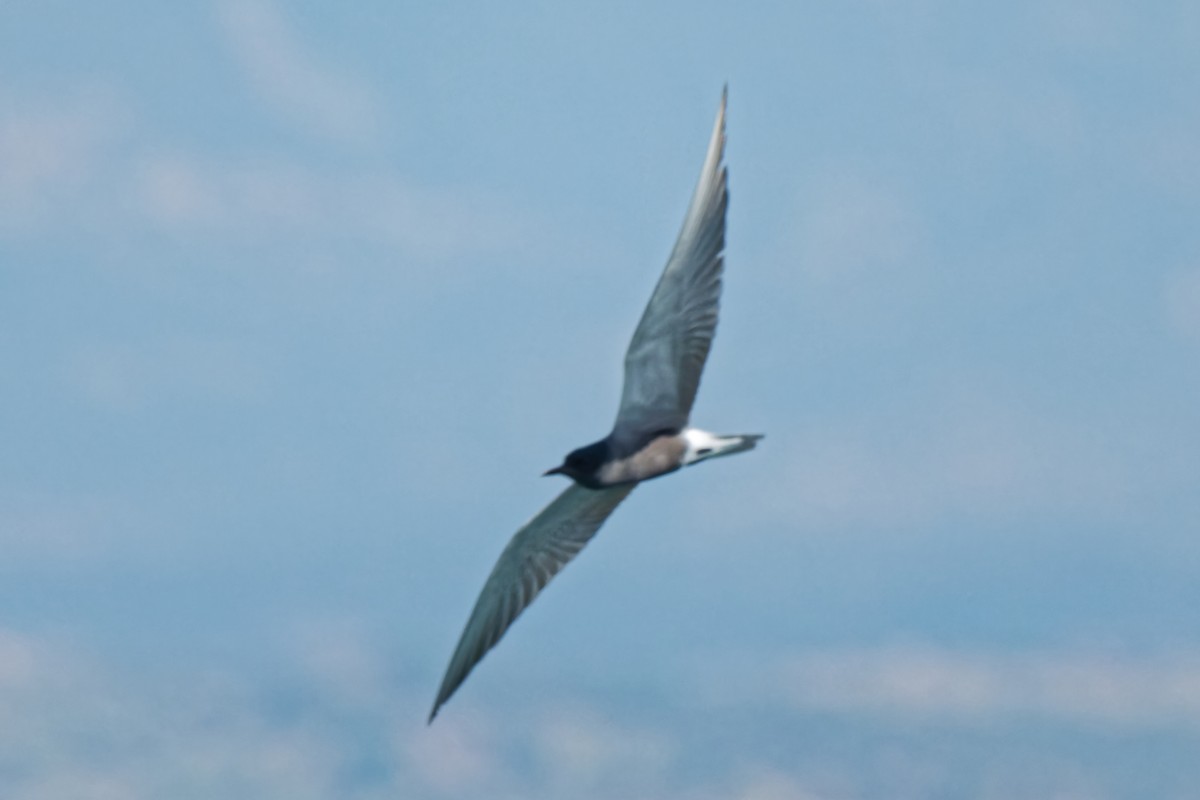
[0,490,141,563]
[771,644,1200,727]
[0,82,524,265]
[0,74,521,265]
[532,706,676,794]
[0,86,127,233]
[699,392,1128,535]
[0,625,1195,800]
[134,153,231,230]
[284,617,390,708]
[216,0,381,146]
[0,627,396,800]
[401,713,511,796]
[727,768,827,800]
[131,151,529,261]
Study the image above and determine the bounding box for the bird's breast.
[596,434,686,485]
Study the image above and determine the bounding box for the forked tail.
[714,433,764,458]
[682,429,764,465]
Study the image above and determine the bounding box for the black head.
[543,440,610,485]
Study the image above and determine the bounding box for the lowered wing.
[429,483,635,722]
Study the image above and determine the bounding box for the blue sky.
[3,1,1200,797]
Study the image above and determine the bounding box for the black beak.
[543,465,566,477]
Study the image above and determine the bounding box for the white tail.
[681,429,764,466]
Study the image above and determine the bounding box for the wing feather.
[429,483,635,721]
[612,89,729,450]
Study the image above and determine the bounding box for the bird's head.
[544,440,609,485]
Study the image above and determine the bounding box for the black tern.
[429,89,761,722]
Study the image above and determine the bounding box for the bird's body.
[596,431,686,486]
[429,89,760,722]
[554,428,764,488]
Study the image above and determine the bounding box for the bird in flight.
[429,88,760,722]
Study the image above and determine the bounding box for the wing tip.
[717,85,727,135]
[428,684,451,724]
[710,86,728,174]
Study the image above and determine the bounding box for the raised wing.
[612,89,728,451]
[429,483,635,722]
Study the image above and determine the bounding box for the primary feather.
[612,88,728,453]
[429,483,635,722]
